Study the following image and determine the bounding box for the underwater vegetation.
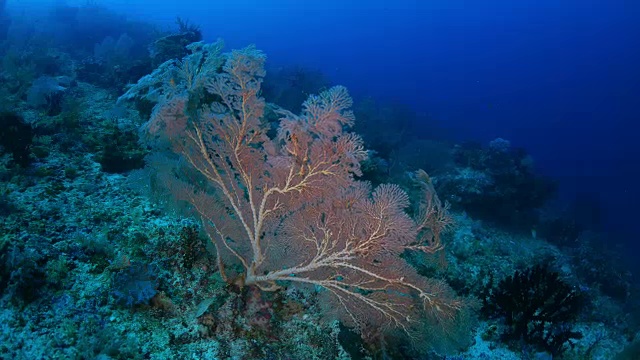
[0,2,637,359]
[481,264,583,356]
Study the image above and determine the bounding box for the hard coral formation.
[438,139,556,229]
[0,112,34,168]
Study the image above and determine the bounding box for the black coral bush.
[482,264,583,356]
